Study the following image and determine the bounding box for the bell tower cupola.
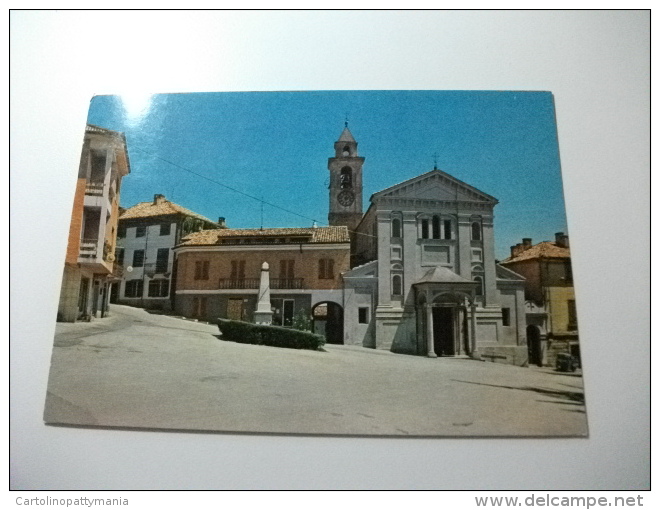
[328,123,364,236]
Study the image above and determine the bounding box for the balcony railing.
[85,182,105,196]
[217,278,304,290]
[79,238,98,258]
[272,278,304,289]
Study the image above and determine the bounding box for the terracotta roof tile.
[179,226,350,246]
[119,199,215,224]
[500,241,570,264]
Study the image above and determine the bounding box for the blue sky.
[87,90,568,260]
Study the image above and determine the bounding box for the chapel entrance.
[432,306,456,356]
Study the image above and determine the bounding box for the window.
[132,249,145,268]
[340,166,353,188]
[358,307,369,324]
[567,300,578,330]
[471,222,481,241]
[230,260,245,280]
[319,258,334,279]
[443,220,452,240]
[432,215,441,239]
[280,259,295,279]
[564,262,573,283]
[392,274,403,296]
[155,248,169,273]
[148,279,169,297]
[392,218,401,238]
[125,279,143,298]
[502,308,511,326]
[135,225,146,238]
[160,223,171,236]
[195,260,210,280]
[473,276,484,296]
[117,224,126,239]
[420,219,429,239]
[115,248,124,266]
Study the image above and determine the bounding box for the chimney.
[522,238,532,248]
[217,217,227,228]
[153,194,165,205]
[555,232,569,248]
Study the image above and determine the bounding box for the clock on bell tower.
[328,124,364,235]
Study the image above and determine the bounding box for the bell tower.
[328,124,364,235]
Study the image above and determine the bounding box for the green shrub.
[292,307,312,332]
[218,319,325,351]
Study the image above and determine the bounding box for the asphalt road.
[44,305,588,437]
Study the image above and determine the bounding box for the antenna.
[433,152,438,170]
[260,197,264,230]
[345,113,349,128]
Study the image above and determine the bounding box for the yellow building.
[500,233,578,366]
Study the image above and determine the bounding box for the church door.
[433,307,455,356]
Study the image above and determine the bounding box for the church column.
[457,213,472,279]
[470,302,478,358]
[376,210,392,308]
[426,303,437,358]
[402,210,417,306]
[481,215,498,306]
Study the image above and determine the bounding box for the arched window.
[473,276,484,296]
[392,274,403,296]
[432,215,441,239]
[340,167,353,188]
[342,145,350,156]
[392,218,401,238]
[471,222,482,241]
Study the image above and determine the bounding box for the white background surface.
[10,10,650,490]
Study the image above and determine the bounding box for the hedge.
[217,319,325,351]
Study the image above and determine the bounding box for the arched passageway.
[312,302,344,344]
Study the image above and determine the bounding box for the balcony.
[85,182,105,196]
[79,238,98,258]
[217,278,305,290]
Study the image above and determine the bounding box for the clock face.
[337,190,355,207]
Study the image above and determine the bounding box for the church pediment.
[372,169,497,204]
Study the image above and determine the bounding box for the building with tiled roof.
[500,233,578,367]
[57,124,130,322]
[173,224,351,341]
[113,194,221,311]
[179,225,350,246]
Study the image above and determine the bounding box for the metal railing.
[79,238,98,258]
[217,278,304,290]
[85,182,104,196]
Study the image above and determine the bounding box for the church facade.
[327,126,528,365]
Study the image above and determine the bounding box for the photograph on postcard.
[44,90,586,437]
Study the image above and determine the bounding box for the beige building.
[57,125,130,322]
[500,234,578,366]
[173,226,351,343]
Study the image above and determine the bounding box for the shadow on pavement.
[451,379,585,405]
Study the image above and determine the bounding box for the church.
[326,125,528,365]
[175,124,529,366]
